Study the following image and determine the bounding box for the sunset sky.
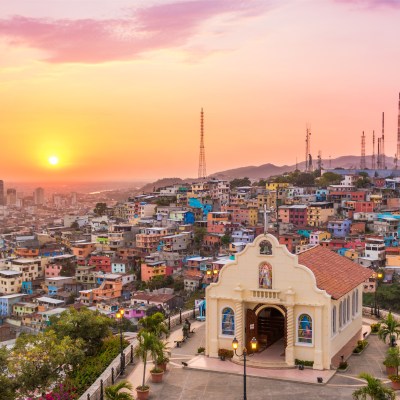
[1,0,400,182]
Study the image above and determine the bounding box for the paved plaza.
[124,318,399,399]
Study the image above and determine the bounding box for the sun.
[48,156,59,166]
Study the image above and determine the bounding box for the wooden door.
[246,308,258,354]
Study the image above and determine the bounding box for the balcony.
[248,289,281,301]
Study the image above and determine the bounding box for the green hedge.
[294,359,314,367]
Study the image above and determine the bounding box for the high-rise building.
[6,188,17,206]
[34,187,45,205]
[0,180,4,206]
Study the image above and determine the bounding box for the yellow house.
[307,202,334,227]
[266,182,290,191]
[205,235,372,370]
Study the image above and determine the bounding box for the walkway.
[122,318,400,399]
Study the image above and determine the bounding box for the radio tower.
[360,131,366,169]
[382,112,386,169]
[305,125,312,172]
[377,138,381,169]
[198,108,207,179]
[396,93,400,169]
[372,130,376,170]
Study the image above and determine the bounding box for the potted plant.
[197,346,205,354]
[338,360,349,372]
[379,312,400,347]
[384,347,400,376]
[389,375,400,390]
[155,340,170,372]
[134,331,162,400]
[150,366,165,383]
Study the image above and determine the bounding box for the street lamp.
[374,272,383,317]
[232,337,258,400]
[116,308,125,375]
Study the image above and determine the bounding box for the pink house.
[45,264,62,278]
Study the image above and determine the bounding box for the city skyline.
[1,0,400,182]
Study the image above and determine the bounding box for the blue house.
[327,219,352,238]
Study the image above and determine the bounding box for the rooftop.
[298,246,372,299]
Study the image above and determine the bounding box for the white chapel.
[205,234,372,370]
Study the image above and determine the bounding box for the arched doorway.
[256,307,285,351]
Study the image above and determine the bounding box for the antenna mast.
[305,125,312,172]
[382,112,386,169]
[372,130,376,170]
[396,93,400,170]
[360,131,366,169]
[198,108,207,179]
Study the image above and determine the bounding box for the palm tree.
[105,381,134,400]
[352,373,395,400]
[134,331,162,390]
[139,312,169,337]
[379,312,400,347]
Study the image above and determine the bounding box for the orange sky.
[1,0,400,182]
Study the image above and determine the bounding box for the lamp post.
[116,308,125,375]
[374,272,383,316]
[232,337,258,400]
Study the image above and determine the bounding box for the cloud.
[334,0,400,9]
[0,1,275,64]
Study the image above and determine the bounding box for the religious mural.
[259,262,273,289]
[221,307,235,335]
[298,314,313,344]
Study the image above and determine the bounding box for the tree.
[60,260,77,277]
[134,331,162,390]
[9,331,84,396]
[71,221,80,230]
[252,179,267,187]
[317,172,343,187]
[379,312,400,347]
[193,226,206,251]
[230,177,251,188]
[292,172,315,187]
[352,373,395,399]
[0,346,17,400]
[105,380,134,400]
[94,202,107,216]
[221,234,232,247]
[139,312,169,337]
[49,308,113,355]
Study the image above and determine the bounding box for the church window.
[339,302,343,328]
[332,306,337,334]
[221,307,235,336]
[342,299,347,325]
[259,240,272,255]
[355,289,359,313]
[297,314,313,344]
[347,296,350,321]
[352,292,356,316]
[259,263,273,289]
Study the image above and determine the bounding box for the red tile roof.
[298,246,373,300]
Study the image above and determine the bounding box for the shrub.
[294,359,314,367]
[371,323,381,333]
[218,349,234,358]
[197,346,205,354]
[338,361,348,370]
[150,367,164,374]
[389,375,400,383]
[357,340,368,349]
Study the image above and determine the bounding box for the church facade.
[205,234,372,370]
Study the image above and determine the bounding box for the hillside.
[138,155,396,192]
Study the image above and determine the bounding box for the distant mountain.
[209,155,396,180]
[138,155,397,193]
